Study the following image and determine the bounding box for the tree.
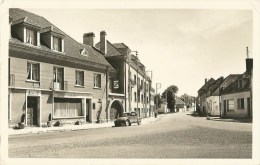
[180,93,196,109]
[154,94,163,108]
[162,85,178,112]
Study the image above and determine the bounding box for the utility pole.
[156,83,161,117]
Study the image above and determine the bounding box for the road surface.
[9,111,252,158]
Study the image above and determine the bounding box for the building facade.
[8,8,115,127]
[94,33,154,119]
[220,57,253,118]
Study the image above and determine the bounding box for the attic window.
[238,79,243,89]
[53,36,62,52]
[80,48,88,56]
[25,28,37,45]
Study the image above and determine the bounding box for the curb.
[9,116,162,136]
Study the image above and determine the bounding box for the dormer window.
[53,36,62,52]
[238,79,243,89]
[40,26,65,53]
[80,48,88,56]
[25,28,37,45]
[11,17,40,46]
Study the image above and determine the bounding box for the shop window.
[237,98,244,109]
[75,70,84,86]
[54,98,83,118]
[27,62,40,81]
[94,73,101,88]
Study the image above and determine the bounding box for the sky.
[26,8,253,96]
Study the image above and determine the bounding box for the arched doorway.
[110,100,123,121]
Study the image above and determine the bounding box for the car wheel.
[125,120,130,126]
[137,121,141,125]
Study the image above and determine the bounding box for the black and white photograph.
[0,1,260,165]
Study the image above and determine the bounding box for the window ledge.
[26,80,40,83]
[75,85,85,88]
[93,87,102,90]
[24,43,40,48]
[53,116,85,119]
[51,49,65,54]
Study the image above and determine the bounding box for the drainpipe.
[106,67,109,122]
[124,55,127,112]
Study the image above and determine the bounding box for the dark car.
[114,111,141,127]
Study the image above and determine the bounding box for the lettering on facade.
[113,80,119,89]
[26,90,41,96]
[54,92,91,98]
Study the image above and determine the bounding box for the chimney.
[205,78,207,84]
[100,31,107,55]
[245,47,253,73]
[83,32,95,47]
[246,58,253,73]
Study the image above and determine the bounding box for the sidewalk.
[9,115,165,136]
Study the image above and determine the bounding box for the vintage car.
[114,111,141,127]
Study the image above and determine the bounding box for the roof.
[175,97,186,105]
[207,77,224,96]
[211,74,241,96]
[12,16,40,29]
[9,8,112,68]
[198,78,215,94]
[221,72,251,95]
[113,43,129,49]
[95,41,124,57]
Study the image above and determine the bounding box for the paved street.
[8,111,252,158]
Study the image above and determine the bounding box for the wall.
[9,54,107,124]
[206,96,220,116]
[221,91,250,118]
[9,89,26,126]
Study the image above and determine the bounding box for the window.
[238,80,243,89]
[134,92,137,102]
[53,36,62,52]
[53,67,64,83]
[27,62,40,81]
[94,73,101,88]
[237,98,244,109]
[227,100,234,111]
[75,70,84,86]
[134,75,136,83]
[54,98,83,118]
[25,29,37,45]
[141,94,143,102]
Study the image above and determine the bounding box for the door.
[86,99,90,122]
[223,100,227,117]
[27,97,38,126]
[247,98,251,117]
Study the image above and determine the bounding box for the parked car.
[114,111,141,127]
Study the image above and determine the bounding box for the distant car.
[114,111,141,127]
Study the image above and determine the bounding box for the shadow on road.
[186,113,252,123]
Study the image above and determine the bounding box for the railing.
[9,74,15,86]
[137,83,143,91]
[50,80,68,91]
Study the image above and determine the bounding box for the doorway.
[247,98,251,117]
[27,96,38,126]
[110,100,123,120]
[86,99,90,122]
